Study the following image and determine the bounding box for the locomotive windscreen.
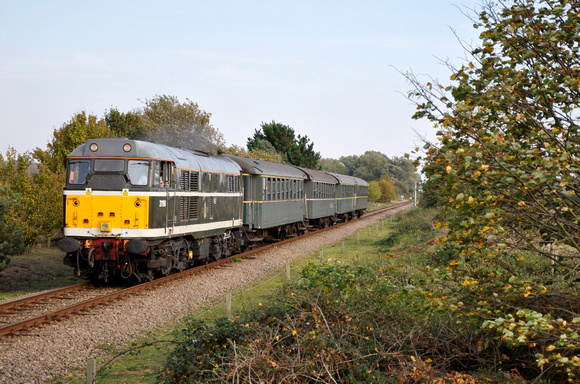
[68,160,90,184]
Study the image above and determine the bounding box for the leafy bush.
[407,0,580,379]
[0,185,27,270]
[159,262,495,383]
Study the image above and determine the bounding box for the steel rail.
[0,201,412,336]
[0,282,92,314]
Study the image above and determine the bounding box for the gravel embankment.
[0,207,407,384]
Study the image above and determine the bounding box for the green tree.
[141,95,224,152]
[223,144,283,163]
[368,180,380,202]
[247,121,321,168]
[338,155,360,176]
[319,158,348,175]
[0,184,26,270]
[418,179,440,209]
[33,111,110,173]
[105,108,146,139]
[408,0,580,377]
[378,175,397,203]
[0,149,61,248]
[386,156,420,194]
[354,151,390,181]
[339,152,420,195]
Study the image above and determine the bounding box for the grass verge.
[0,247,81,302]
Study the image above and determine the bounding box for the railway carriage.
[353,176,369,212]
[327,173,369,221]
[296,167,338,228]
[58,138,245,281]
[223,155,308,240]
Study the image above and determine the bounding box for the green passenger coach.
[327,173,369,221]
[223,155,308,240]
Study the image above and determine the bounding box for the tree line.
[320,151,419,203]
[0,94,417,269]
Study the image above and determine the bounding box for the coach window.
[128,160,149,186]
[279,179,283,200]
[278,178,282,200]
[281,179,285,200]
[68,160,91,185]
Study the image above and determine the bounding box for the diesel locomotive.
[57,138,368,282]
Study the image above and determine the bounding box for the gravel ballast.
[0,207,408,383]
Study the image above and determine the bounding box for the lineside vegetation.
[407,0,580,379]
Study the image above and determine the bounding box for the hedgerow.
[406,0,580,379]
[158,260,496,383]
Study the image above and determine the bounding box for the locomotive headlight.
[123,143,132,152]
[101,222,111,232]
[89,143,98,152]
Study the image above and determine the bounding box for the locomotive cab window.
[68,160,91,185]
[128,160,149,186]
[154,161,174,187]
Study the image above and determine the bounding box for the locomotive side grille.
[180,196,199,221]
[181,171,190,191]
[180,196,189,220]
[189,196,198,220]
[227,175,239,193]
[190,172,199,191]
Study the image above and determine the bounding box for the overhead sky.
[0,0,484,160]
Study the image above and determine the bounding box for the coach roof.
[223,154,308,179]
[293,166,337,184]
[326,172,369,187]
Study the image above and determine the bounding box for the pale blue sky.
[0,0,483,160]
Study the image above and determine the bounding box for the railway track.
[0,201,412,337]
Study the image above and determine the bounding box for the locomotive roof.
[293,166,338,184]
[69,138,242,174]
[222,154,307,179]
[325,172,369,187]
